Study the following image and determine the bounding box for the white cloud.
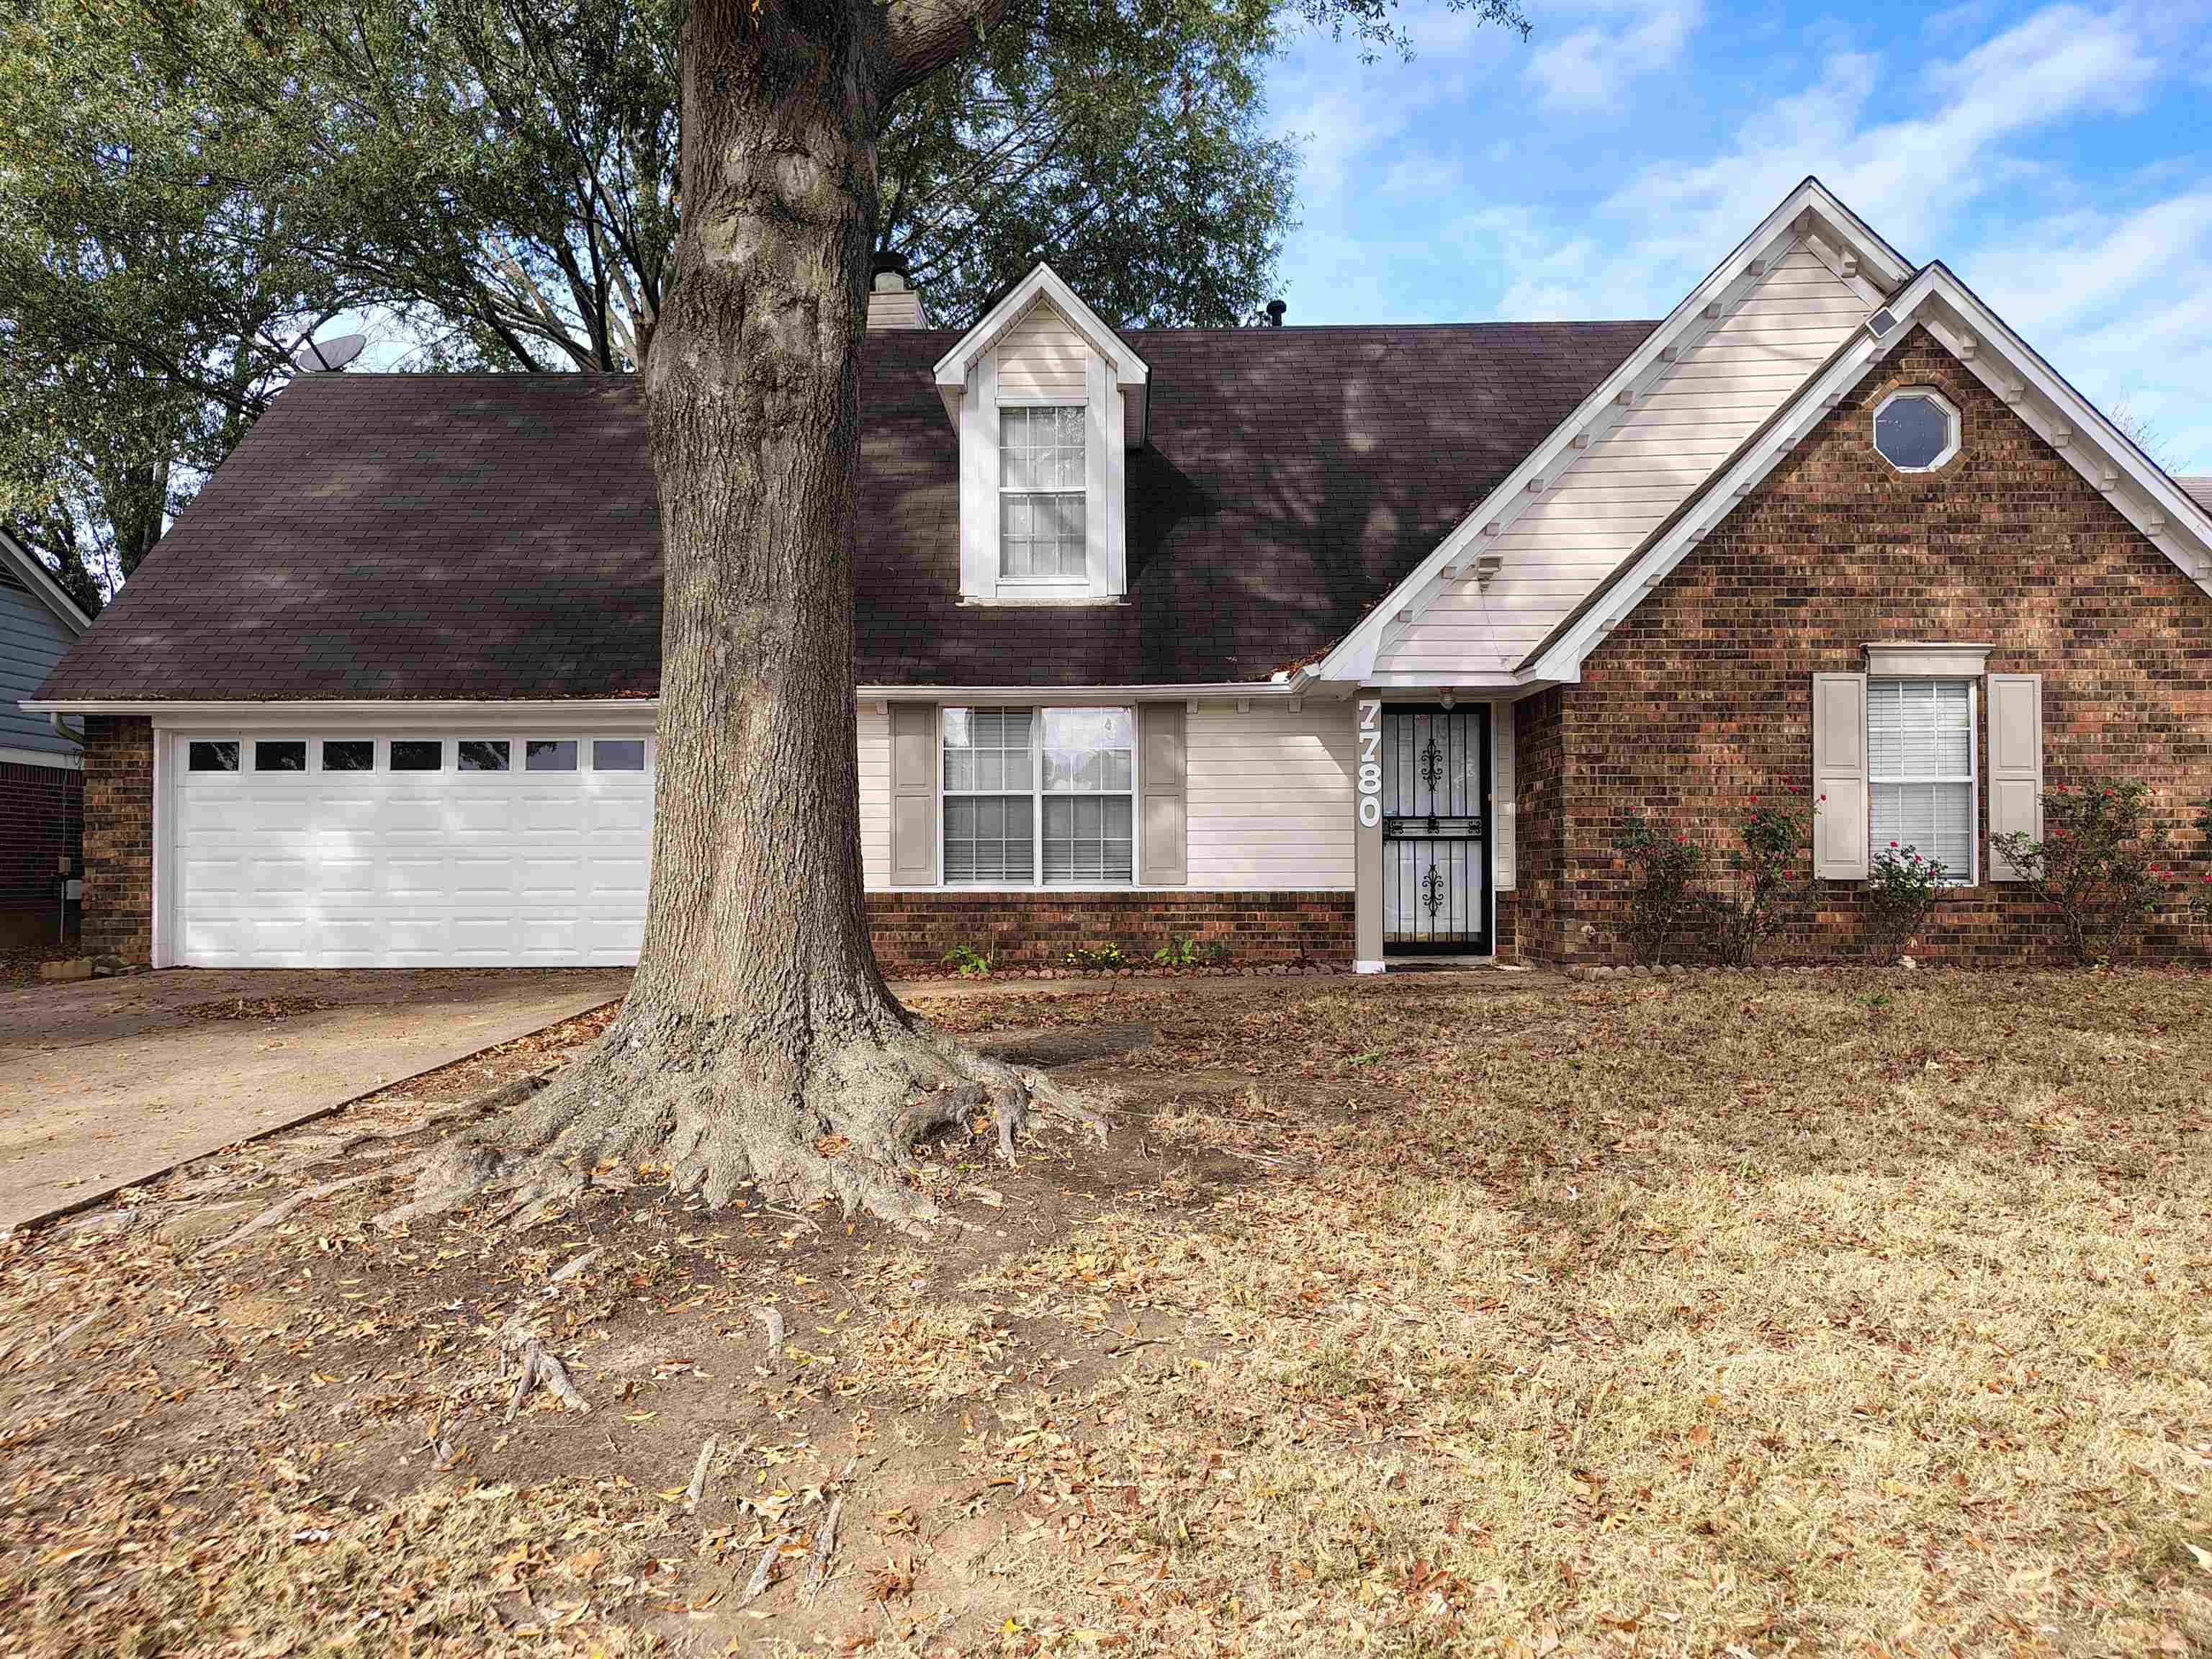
[1529,0,1704,112]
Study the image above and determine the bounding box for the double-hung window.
[1868,678,1977,883]
[943,706,1133,885]
[999,406,1087,580]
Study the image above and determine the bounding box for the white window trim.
[1867,677,1979,887]
[937,705,1141,891]
[1872,386,1962,474]
[958,309,1125,603]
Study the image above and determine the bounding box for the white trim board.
[0,528,93,635]
[1521,261,2212,684]
[1311,177,1911,685]
[0,745,82,770]
[932,263,1150,444]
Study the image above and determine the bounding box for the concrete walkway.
[0,968,630,1231]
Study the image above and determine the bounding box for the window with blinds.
[999,407,1087,579]
[941,706,1133,885]
[1041,708,1134,883]
[1868,677,1977,884]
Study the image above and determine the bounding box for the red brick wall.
[1535,326,2211,965]
[866,890,1353,975]
[0,759,81,946]
[82,716,154,963]
[1511,688,1568,961]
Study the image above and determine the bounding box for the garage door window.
[459,739,510,773]
[188,740,239,773]
[392,739,442,771]
[526,739,578,772]
[255,740,307,772]
[593,739,645,771]
[322,740,374,772]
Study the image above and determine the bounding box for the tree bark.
[399,0,1096,1236]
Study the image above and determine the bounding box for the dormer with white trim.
[932,264,1149,603]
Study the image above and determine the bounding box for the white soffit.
[1521,262,2212,683]
[1313,176,1912,683]
[931,262,1151,437]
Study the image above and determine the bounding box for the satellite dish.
[291,332,367,372]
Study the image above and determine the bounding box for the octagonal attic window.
[1874,388,1961,472]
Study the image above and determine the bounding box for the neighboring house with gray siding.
[1,531,90,945]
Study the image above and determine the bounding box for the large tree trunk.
[400,0,1093,1238]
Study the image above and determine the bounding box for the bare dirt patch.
[179,994,339,1022]
[1,969,2207,1657]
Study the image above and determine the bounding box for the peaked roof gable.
[931,261,1151,431]
[1312,176,1912,684]
[1519,260,2212,682]
[0,528,91,635]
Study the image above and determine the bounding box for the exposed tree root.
[383,1004,1107,1239]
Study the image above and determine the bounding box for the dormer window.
[932,263,1149,604]
[1000,406,1087,580]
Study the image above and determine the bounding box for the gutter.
[25,675,1331,719]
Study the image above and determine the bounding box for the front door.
[1380,705,1491,955]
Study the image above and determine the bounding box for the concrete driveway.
[0,968,631,1231]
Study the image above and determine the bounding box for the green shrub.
[1863,843,1950,963]
[1611,814,1705,965]
[939,943,994,978]
[1710,793,1817,966]
[1153,934,1228,967]
[1990,781,2167,964]
[1064,941,1128,970]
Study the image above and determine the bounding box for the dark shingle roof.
[35,321,1653,701]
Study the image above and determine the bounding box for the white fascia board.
[931,263,1150,395]
[1523,264,2212,683]
[1907,269,2212,590]
[860,674,1315,703]
[1313,176,1911,683]
[0,743,83,770]
[0,529,94,634]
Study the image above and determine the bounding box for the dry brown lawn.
[1,968,2206,1657]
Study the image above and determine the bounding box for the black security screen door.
[1381,705,1491,955]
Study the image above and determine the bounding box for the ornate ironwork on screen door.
[1380,706,1490,953]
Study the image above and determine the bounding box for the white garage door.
[171,731,654,966]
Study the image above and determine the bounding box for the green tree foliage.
[166,0,1300,374]
[0,0,367,608]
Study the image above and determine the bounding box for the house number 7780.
[1357,699,1382,827]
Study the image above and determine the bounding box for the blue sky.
[1262,1,2212,469]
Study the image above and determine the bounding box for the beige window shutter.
[889,703,939,886]
[1811,672,1869,880]
[1137,703,1187,885]
[1987,673,2042,881]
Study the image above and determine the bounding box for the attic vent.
[1864,307,1897,338]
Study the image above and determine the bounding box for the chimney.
[866,250,930,330]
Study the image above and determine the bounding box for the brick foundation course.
[81,715,154,964]
[866,890,1354,976]
[1516,327,2212,966]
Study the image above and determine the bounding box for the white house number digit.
[1357,699,1382,827]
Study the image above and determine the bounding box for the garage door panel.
[174,731,655,966]
[588,796,652,835]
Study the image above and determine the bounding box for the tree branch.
[882,0,1004,100]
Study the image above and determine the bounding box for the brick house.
[1,529,89,948]
[24,179,2212,971]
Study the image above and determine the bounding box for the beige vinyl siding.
[994,305,1090,403]
[1186,703,1354,890]
[1492,701,1515,890]
[857,704,891,887]
[1376,246,1866,678]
